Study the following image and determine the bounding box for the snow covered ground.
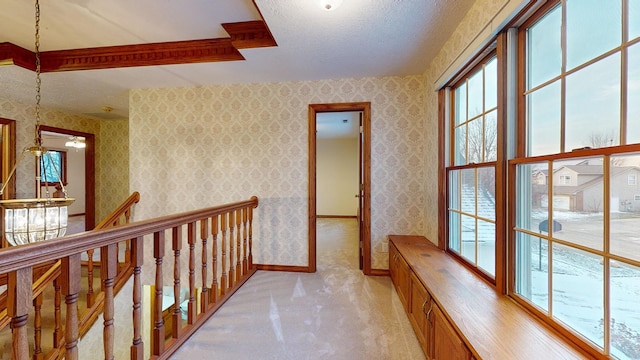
[524,211,640,360]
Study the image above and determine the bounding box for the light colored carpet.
[170,218,424,359]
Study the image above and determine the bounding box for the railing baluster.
[130,236,144,360]
[8,267,32,360]
[187,222,197,324]
[211,215,219,304]
[242,208,248,275]
[86,249,95,307]
[101,243,118,360]
[248,205,254,269]
[200,219,209,312]
[228,211,235,289]
[62,254,81,360]
[0,195,258,360]
[33,293,43,360]
[116,243,121,267]
[172,226,182,338]
[236,209,242,282]
[153,231,165,356]
[53,278,62,348]
[220,213,228,295]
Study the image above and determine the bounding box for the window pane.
[454,125,467,166]
[610,260,640,360]
[484,110,497,162]
[478,167,495,221]
[628,44,640,144]
[630,0,640,41]
[528,81,561,156]
[461,168,475,215]
[551,158,604,251]
[41,151,62,183]
[449,170,461,211]
[455,83,467,125]
[467,69,483,119]
[516,163,549,233]
[477,219,495,276]
[449,211,461,253]
[610,154,640,263]
[527,4,561,89]
[566,0,621,70]
[565,54,620,151]
[552,243,604,348]
[467,118,483,163]
[515,231,549,312]
[460,214,476,263]
[485,57,498,110]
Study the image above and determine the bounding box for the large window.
[441,0,639,358]
[447,54,498,278]
[512,2,640,359]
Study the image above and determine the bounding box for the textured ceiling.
[0,0,476,120]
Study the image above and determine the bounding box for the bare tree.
[587,131,616,149]
[586,131,625,167]
[467,117,497,163]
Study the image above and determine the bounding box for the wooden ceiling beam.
[0,43,35,71]
[40,38,244,72]
[0,20,276,73]
[222,20,278,49]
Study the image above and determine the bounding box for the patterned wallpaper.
[97,119,130,221]
[0,98,128,224]
[129,75,427,270]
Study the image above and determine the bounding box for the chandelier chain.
[34,0,42,147]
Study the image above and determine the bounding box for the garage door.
[552,195,571,210]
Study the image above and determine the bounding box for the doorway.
[308,102,371,274]
[39,125,96,231]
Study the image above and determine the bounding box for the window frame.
[628,174,637,185]
[442,45,506,288]
[39,149,67,186]
[508,1,640,358]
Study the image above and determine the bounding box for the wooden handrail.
[94,191,141,230]
[0,195,259,360]
[0,192,140,356]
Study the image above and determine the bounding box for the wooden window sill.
[389,235,593,360]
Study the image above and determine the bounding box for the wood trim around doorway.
[308,102,372,274]
[39,125,96,230]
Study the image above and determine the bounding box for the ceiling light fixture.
[65,136,87,149]
[0,0,74,246]
[317,0,343,11]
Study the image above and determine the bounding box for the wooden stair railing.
[0,191,140,359]
[0,196,258,360]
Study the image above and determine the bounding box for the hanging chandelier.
[65,136,86,149]
[0,0,74,246]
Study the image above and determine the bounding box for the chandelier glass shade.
[0,147,75,246]
[2,198,74,246]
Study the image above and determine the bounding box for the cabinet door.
[409,272,431,357]
[389,243,398,286]
[432,304,470,360]
[389,243,410,310]
[396,252,410,310]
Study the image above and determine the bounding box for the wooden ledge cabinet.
[389,235,591,360]
[390,240,473,360]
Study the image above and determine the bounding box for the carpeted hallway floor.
[169,218,424,359]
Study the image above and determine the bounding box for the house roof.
[553,166,640,195]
